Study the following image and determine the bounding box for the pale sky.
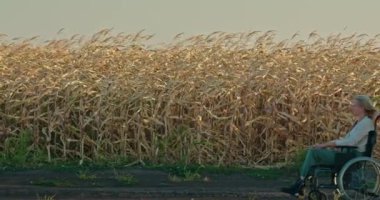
[1,0,379,42]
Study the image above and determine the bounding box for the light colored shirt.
[335,116,374,152]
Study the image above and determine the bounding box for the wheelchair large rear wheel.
[337,157,380,200]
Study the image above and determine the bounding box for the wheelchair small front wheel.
[308,190,327,200]
[338,157,380,200]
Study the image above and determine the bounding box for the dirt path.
[0,168,296,200]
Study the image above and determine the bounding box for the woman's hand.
[312,144,325,149]
[312,141,336,149]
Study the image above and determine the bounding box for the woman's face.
[351,99,365,116]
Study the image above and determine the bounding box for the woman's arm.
[314,118,373,149]
[335,119,373,147]
[313,140,336,149]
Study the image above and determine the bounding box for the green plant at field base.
[77,170,97,180]
[155,125,206,166]
[92,155,133,168]
[183,170,201,181]
[0,130,32,166]
[0,130,50,168]
[168,170,202,182]
[165,164,203,182]
[113,169,138,186]
[31,179,73,187]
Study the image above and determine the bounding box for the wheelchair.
[304,114,380,200]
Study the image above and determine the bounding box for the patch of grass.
[113,169,138,186]
[168,170,202,182]
[117,175,137,185]
[149,163,289,180]
[31,179,73,187]
[165,165,203,182]
[77,170,97,180]
[183,170,201,181]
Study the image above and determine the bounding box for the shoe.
[281,179,305,196]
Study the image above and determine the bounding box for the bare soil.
[0,168,296,200]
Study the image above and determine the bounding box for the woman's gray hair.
[354,95,377,118]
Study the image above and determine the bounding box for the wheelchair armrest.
[335,145,358,149]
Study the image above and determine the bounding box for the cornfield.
[0,30,379,166]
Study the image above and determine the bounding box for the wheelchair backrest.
[364,113,380,157]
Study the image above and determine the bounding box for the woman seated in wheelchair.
[282,95,378,196]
